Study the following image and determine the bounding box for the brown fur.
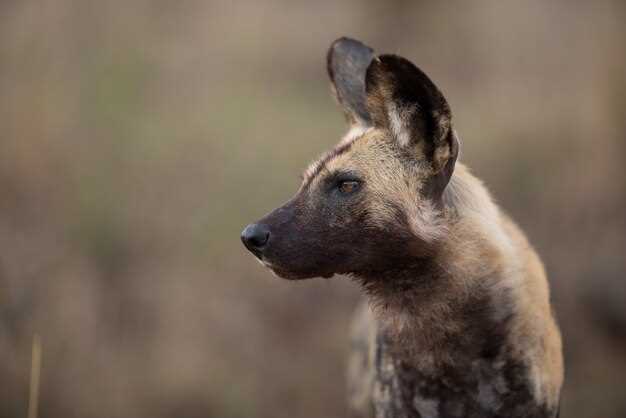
[241,38,563,418]
[346,163,563,415]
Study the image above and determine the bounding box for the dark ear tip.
[365,54,435,96]
[368,54,416,73]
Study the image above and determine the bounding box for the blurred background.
[1,1,625,417]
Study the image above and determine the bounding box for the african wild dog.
[241,38,563,418]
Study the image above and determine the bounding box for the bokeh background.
[1,1,625,417]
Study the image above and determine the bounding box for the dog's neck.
[358,248,513,369]
[349,166,561,417]
[357,164,518,366]
[359,247,563,417]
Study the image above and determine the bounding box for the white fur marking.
[387,102,412,147]
[339,125,373,146]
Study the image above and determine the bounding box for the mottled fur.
[241,38,563,418]
[347,164,563,418]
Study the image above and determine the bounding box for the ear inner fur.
[365,54,455,175]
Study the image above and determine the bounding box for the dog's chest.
[368,332,557,418]
[347,308,557,418]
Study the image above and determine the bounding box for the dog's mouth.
[255,257,335,280]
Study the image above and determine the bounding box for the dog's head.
[241,38,458,280]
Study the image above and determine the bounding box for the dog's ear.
[327,37,375,126]
[365,54,458,178]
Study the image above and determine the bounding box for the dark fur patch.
[255,175,433,281]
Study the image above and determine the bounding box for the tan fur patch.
[304,128,446,244]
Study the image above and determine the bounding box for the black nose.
[241,223,270,252]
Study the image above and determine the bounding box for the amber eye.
[338,180,360,195]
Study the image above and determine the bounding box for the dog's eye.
[338,180,360,195]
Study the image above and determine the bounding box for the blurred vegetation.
[1,1,625,417]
